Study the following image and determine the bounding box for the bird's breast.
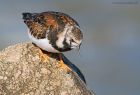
[28,31,60,53]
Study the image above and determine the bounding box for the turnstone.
[22,11,85,83]
[22,11,83,53]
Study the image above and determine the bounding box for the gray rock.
[0,42,94,95]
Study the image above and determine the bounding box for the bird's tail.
[22,12,37,20]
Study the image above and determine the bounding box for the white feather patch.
[28,30,60,53]
[56,24,73,48]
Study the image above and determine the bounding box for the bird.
[22,11,83,53]
[22,11,85,83]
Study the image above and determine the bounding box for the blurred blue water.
[0,0,140,95]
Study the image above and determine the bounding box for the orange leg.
[58,54,71,72]
[38,49,50,63]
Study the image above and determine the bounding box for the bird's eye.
[70,39,75,45]
[71,39,75,42]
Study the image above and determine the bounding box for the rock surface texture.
[0,42,94,95]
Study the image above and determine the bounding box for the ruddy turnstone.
[22,11,83,53]
[22,11,85,83]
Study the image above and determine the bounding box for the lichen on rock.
[0,42,94,95]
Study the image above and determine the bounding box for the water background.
[0,0,140,95]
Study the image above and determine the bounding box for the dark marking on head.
[47,28,71,52]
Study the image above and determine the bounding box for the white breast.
[28,31,60,53]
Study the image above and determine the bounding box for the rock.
[0,42,94,95]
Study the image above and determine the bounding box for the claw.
[37,47,71,72]
[58,54,71,72]
[38,49,50,63]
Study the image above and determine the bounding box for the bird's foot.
[38,49,50,63]
[58,54,71,72]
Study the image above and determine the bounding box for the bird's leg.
[58,54,71,72]
[32,43,50,63]
[38,49,50,63]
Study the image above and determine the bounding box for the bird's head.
[55,23,83,52]
[64,25,83,50]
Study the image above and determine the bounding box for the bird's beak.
[77,43,81,51]
[70,43,81,51]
